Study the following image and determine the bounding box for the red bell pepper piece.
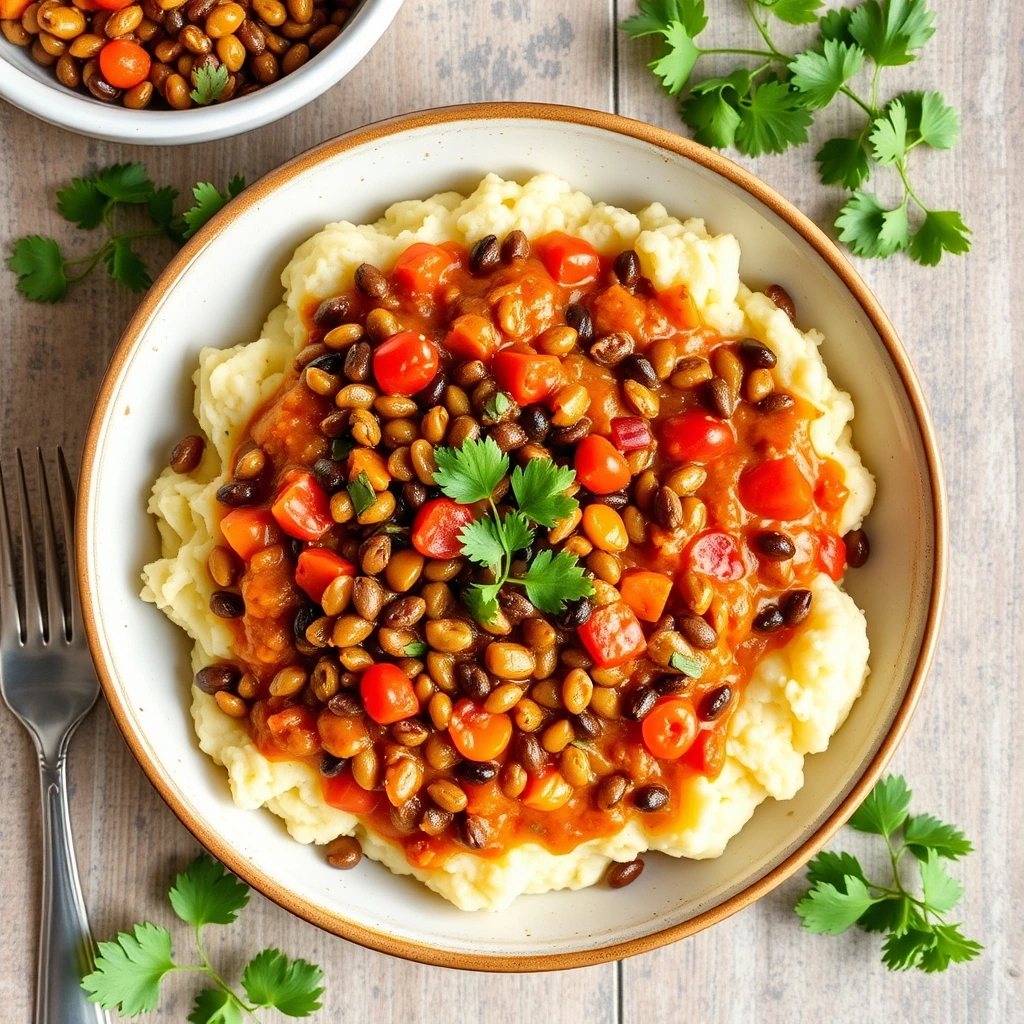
[294,548,356,604]
[577,601,647,668]
[491,350,563,405]
[219,508,280,561]
[271,472,333,541]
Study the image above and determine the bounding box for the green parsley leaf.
[81,922,176,1015]
[849,0,935,67]
[92,162,155,205]
[795,875,880,935]
[819,7,854,43]
[757,0,821,26]
[649,20,700,95]
[242,949,325,1018]
[858,894,913,934]
[463,582,502,623]
[56,177,106,229]
[347,471,377,516]
[847,773,912,837]
[6,236,67,302]
[483,391,512,421]
[903,813,974,861]
[168,853,250,928]
[403,641,428,657]
[735,79,813,156]
[908,209,971,266]
[668,651,704,677]
[804,850,866,890]
[836,192,904,258]
[870,99,909,164]
[681,70,750,149]
[510,458,577,527]
[902,90,960,149]
[147,185,180,234]
[789,40,865,110]
[458,516,507,569]
[434,436,508,504]
[520,550,594,614]
[621,0,706,38]
[816,136,872,189]
[191,62,230,105]
[188,988,243,1024]
[104,239,152,293]
[918,850,963,913]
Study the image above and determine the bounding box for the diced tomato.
[220,508,280,561]
[98,38,151,88]
[491,350,563,405]
[815,459,850,512]
[444,313,501,360]
[574,434,631,494]
[610,416,652,452]
[322,768,381,814]
[449,700,513,761]
[658,286,700,330]
[641,697,698,759]
[360,663,418,725]
[685,729,726,777]
[265,705,321,758]
[816,531,846,581]
[391,242,458,294]
[535,231,600,287]
[686,530,746,581]
[271,472,333,541]
[739,457,814,520]
[372,331,439,396]
[577,601,647,668]
[619,570,674,623]
[411,498,476,558]
[520,765,573,811]
[661,410,736,463]
[294,548,355,604]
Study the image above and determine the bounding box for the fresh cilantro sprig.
[82,854,323,1021]
[191,62,230,105]
[621,0,970,265]
[432,437,594,622]
[795,774,982,972]
[6,163,246,302]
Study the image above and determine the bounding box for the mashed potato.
[142,174,874,912]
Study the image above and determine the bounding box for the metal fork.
[0,449,107,1024]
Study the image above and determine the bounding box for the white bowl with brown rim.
[77,103,946,970]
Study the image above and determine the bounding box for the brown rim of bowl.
[77,101,948,973]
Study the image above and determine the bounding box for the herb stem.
[195,926,262,1021]
[699,46,777,58]
[743,0,786,58]
[839,85,876,118]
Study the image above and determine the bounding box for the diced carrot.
[619,570,674,623]
[658,286,700,330]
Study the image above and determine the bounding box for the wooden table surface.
[1,2,1020,1021]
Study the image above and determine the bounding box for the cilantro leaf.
[434,436,508,504]
[56,177,106,229]
[904,813,974,861]
[168,854,250,927]
[242,949,324,1017]
[347,471,377,516]
[757,0,821,25]
[924,924,983,970]
[92,162,155,204]
[501,509,536,553]
[621,0,706,38]
[918,850,963,913]
[463,582,502,623]
[902,90,960,149]
[520,550,594,614]
[908,209,971,266]
[804,850,867,890]
[147,185,180,234]
[227,174,246,198]
[795,875,880,935]
[877,204,910,253]
[881,926,937,970]
[182,181,240,240]
[870,99,909,164]
[849,0,935,67]
[735,79,813,156]
[848,774,912,836]
[6,236,67,302]
[510,458,577,527]
[191,62,230,105]
[188,988,243,1024]
[81,922,176,1014]
[859,894,913,934]
[836,193,905,258]
[649,20,700,95]
[789,40,865,110]
[681,70,750,148]
[819,7,854,42]
[816,136,872,189]
[458,516,507,569]
[104,239,152,293]
[669,651,704,677]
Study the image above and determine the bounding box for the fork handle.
[36,740,107,1024]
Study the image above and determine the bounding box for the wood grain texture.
[0,0,1019,1020]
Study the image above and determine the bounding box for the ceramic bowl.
[0,0,403,145]
[78,103,946,970]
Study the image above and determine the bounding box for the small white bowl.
[79,104,946,970]
[0,0,403,145]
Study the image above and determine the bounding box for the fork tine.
[15,449,43,642]
[37,449,66,644]
[0,460,22,646]
[56,447,83,639]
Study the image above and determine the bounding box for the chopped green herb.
[668,651,704,676]
[483,391,512,421]
[190,62,229,106]
[330,437,354,462]
[403,642,428,658]
[346,471,376,516]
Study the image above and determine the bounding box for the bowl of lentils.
[0,0,404,143]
